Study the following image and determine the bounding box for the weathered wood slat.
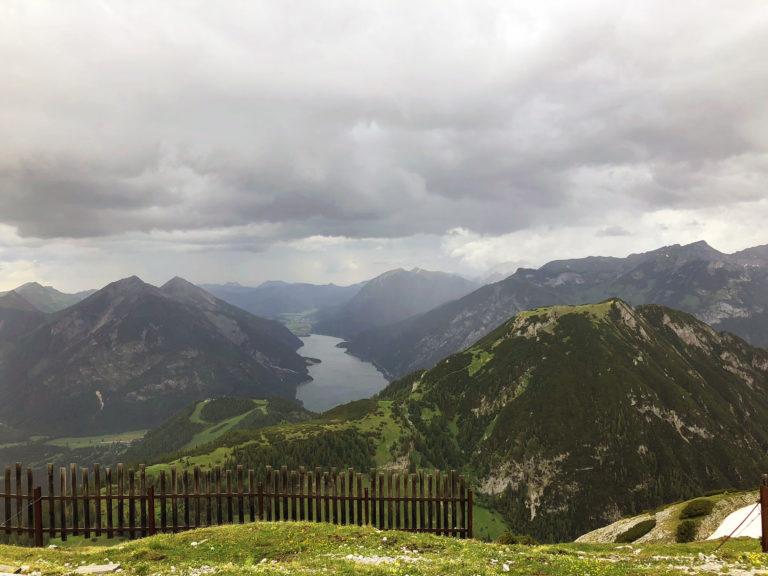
[298,467,305,522]
[280,466,288,522]
[182,470,190,530]
[249,469,256,522]
[140,465,147,537]
[435,470,443,535]
[59,467,67,541]
[339,472,346,525]
[323,472,330,523]
[451,470,458,537]
[369,468,376,527]
[128,469,136,539]
[159,470,167,533]
[94,463,102,537]
[459,475,466,539]
[117,464,125,537]
[215,466,222,526]
[16,463,23,535]
[70,464,80,537]
[394,473,401,529]
[82,468,91,539]
[194,466,201,528]
[331,467,338,525]
[257,482,264,522]
[427,473,433,532]
[442,475,449,537]
[47,464,55,539]
[387,470,393,530]
[205,470,213,527]
[402,473,409,530]
[377,473,384,530]
[356,473,363,526]
[106,467,114,539]
[226,469,234,524]
[26,468,34,533]
[419,470,425,531]
[265,466,273,522]
[237,466,245,524]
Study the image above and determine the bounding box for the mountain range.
[313,267,479,339]
[0,282,94,313]
[152,299,768,541]
[345,241,768,379]
[0,276,311,435]
[199,281,364,320]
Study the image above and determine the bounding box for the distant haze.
[1,2,767,291]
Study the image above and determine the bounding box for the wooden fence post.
[47,464,55,539]
[106,467,114,539]
[59,467,67,541]
[70,463,79,537]
[15,463,22,536]
[148,485,155,536]
[94,463,102,537]
[140,465,147,537]
[761,475,768,553]
[33,486,43,548]
[258,483,264,522]
[26,468,34,533]
[82,468,90,539]
[467,489,473,539]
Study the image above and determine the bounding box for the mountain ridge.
[346,241,768,379]
[313,267,479,339]
[0,276,311,435]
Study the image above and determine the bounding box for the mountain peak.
[161,276,217,306]
[162,276,196,290]
[17,281,45,290]
[679,240,724,258]
[114,275,145,286]
[99,276,157,299]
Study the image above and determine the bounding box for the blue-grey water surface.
[296,334,389,413]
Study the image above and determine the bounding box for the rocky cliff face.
[0,276,310,435]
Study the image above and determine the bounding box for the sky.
[1,1,767,292]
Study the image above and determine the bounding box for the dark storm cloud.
[0,0,767,246]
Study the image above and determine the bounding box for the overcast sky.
[1,1,767,292]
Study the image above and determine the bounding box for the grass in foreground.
[1,522,768,576]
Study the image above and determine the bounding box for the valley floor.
[1,522,767,575]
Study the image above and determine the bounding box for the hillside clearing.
[1,522,768,575]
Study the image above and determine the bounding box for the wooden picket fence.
[0,462,472,546]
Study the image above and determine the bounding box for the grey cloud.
[596,226,632,237]
[0,1,767,246]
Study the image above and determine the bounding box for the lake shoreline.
[296,334,389,413]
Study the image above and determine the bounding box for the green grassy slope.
[1,522,767,575]
[122,397,315,465]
